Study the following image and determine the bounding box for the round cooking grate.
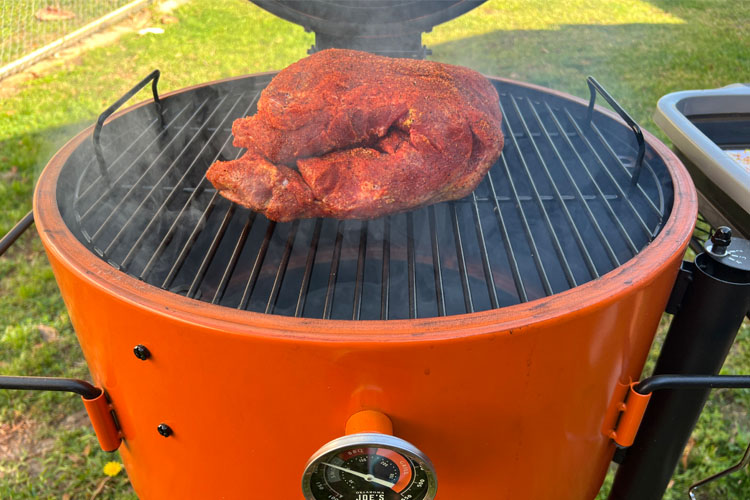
[56,74,673,320]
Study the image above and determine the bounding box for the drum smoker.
[1,2,749,499]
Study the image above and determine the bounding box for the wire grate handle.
[586,76,645,186]
[93,69,163,183]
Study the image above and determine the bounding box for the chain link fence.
[1,0,150,79]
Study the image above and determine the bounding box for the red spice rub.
[206,49,504,221]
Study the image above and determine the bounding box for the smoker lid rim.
[249,0,488,37]
[33,74,698,342]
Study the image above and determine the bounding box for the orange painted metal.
[345,410,394,436]
[608,383,653,448]
[601,380,630,443]
[82,391,122,452]
[33,77,698,499]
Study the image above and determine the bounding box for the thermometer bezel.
[301,432,438,500]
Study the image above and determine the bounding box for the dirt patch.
[0,409,91,478]
[0,415,54,478]
[0,416,38,463]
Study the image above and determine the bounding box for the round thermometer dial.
[302,433,437,500]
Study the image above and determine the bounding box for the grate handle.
[586,76,645,186]
[93,69,163,183]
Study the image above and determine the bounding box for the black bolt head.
[133,344,150,361]
[711,226,732,247]
[157,423,172,437]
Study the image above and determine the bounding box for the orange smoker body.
[34,84,697,499]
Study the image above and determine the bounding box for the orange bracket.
[604,381,652,448]
[82,391,122,452]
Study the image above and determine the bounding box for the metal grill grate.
[58,74,673,320]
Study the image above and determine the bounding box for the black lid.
[250,0,487,58]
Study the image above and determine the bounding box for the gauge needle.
[321,462,396,489]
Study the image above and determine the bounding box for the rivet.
[133,345,150,361]
[157,423,172,437]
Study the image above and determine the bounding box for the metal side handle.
[608,374,750,498]
[608,374,750,449]
[0,375,121,452]
[0,211,34,257]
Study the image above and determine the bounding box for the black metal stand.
[609,245,750,500]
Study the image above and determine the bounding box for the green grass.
[0,0,749,498]
[1,1,134,65]
[427,0,750,138]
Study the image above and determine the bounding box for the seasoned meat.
[206,49,503,222]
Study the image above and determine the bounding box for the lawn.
[0,0,135,67]
[0,0,749,498]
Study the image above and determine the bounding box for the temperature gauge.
[301,433,437,500]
